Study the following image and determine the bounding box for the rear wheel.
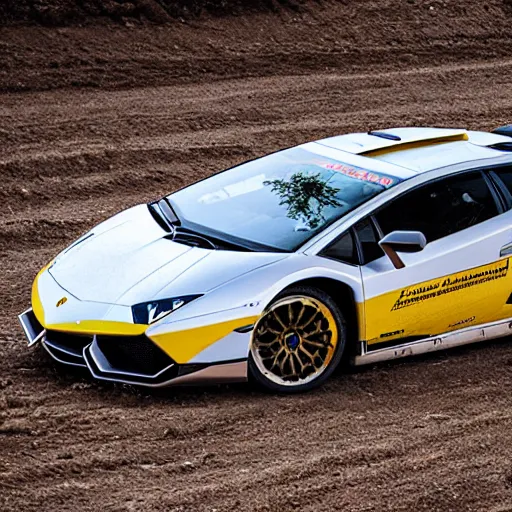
[249,286,346,393]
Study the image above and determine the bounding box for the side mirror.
[378,230,427,269]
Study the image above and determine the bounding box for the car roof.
[309,127,512,180]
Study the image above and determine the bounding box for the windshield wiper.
[173,225,254,252]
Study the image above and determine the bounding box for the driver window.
[374,172,499,243]
[494,168,512,196]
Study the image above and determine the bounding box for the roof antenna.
[368,130,401,141]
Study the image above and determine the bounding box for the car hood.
[49,205,287,305]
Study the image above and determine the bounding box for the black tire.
[248,285,346,394]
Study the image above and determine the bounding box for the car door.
[357,168,512,349]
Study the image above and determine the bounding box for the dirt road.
[2,2,512,510]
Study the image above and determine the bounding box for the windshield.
[168,146,400,251]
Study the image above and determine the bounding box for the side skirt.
[353,317,512,366]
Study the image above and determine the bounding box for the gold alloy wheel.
[250,295,338,386]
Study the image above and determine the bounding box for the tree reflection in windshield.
[264,171,342,229]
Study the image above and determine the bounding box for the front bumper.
[18,308,248,387]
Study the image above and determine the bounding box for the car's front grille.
[95,335,174,375]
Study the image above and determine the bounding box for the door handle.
[500,242,512,257]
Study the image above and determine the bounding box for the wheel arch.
[278,276,360,356]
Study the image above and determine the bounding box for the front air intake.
[95,334,174,375]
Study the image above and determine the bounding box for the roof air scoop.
[368,131,402,141]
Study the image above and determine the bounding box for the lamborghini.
[19,125,512,393]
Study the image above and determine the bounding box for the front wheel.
[248,286,346,393]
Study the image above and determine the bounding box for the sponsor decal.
[379,329,404,338]
[449,316,476,328]
[391,259,510,312]
[318,162,396,187]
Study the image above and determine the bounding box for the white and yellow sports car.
[19,126,512,393]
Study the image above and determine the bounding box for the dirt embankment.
[2,2,512,511]
[1,1,512,92]
[0,0,308,26]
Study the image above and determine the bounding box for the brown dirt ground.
[2,1,512,511]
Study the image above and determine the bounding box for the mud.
[2,1,512,510]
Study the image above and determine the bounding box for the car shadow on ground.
[23,335,512,407]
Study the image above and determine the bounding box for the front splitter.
[41,334,248,388]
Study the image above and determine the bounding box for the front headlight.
[132,295,202,325]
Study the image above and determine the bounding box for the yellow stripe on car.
[31,263,51,326]
[45,320,147,336]
[362,133,469,157]
[148,316,259,364]
[364,257,512,345]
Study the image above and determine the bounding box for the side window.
[494,168,512,197]
[354,217,384,264]
[374,172,499,243]
[320,231,358,265]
